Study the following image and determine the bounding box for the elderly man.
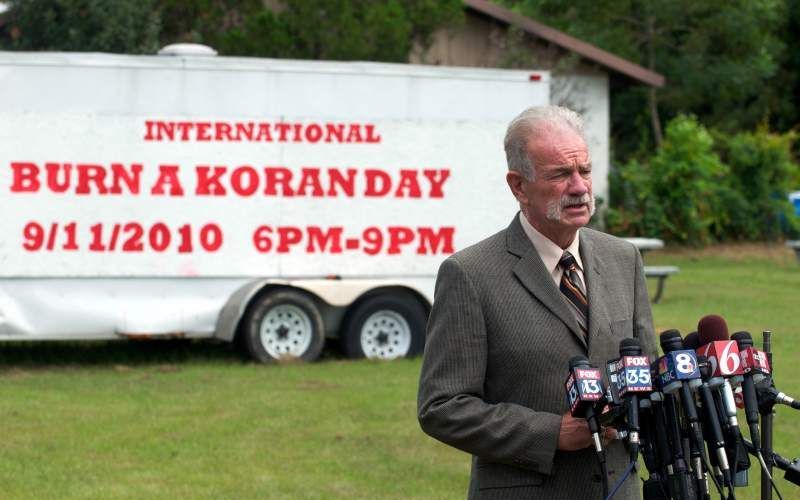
[417,106,657,499]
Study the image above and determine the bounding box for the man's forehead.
[527,122,585,145]
[526,126,589,164]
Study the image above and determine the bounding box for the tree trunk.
[646,16,663,148]
[649,86,663,148]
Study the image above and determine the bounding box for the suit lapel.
[580,231,610,353]
[506,216,587,349]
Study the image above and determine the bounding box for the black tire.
[242,289,325,363]
[341,292,427,359]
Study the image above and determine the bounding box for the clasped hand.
[557,412,618,451]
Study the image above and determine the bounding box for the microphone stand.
[741,438,800,487]
[761,331,773,500]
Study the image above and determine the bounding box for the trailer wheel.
[341,293,426,360]
[243,290,325,363]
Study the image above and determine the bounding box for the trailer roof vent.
[157,43,218,56]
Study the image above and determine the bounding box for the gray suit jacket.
[418,215,657,500]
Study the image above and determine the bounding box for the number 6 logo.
[719,342,740,375]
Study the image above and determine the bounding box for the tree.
[205,0,464,63]
[501,0,786,160]
[1,0,463,64]
[1,0,161,53]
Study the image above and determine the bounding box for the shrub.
[607,115,729,245]
[714,128,800,241]
[607,117,800,244]
[1,0,160,54]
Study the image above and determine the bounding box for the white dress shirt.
[518,212,586,294]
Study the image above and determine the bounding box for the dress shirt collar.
[518,212,584,274]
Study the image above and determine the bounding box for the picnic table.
[622,237,679,304]
[788,240,800,262]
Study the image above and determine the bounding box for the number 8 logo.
[675,353,695,374]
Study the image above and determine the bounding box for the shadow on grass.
[0,339,246,368]
[0,339,347,368]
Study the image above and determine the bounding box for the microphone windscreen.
[659,329,683,353]
[619,337,642,356]
[730,331,753,348]
[568,355,590,369]
[697,315,729,344]
[683,332,699,350]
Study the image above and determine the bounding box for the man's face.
[507,125,593,246]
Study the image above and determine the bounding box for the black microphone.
[740,438,800,487]
[617,337,652,462]
[757,383,800,410]
[565,356,605,454]
[659,329,709,498]
[658,330,705,446]
[696,315,742,433]
[647,365,677,495]
[654,331,700,498]
[730,331,764,452]
[686,332,726,486]
[732,331,800,411]
[697,316,752,487]
[695,354,733,487]
[565,355,608,495]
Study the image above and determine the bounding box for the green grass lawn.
[1,244,799,499]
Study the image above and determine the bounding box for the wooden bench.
[644,265,680,304]
[788,241,800,262]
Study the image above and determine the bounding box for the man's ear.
[506,170,528,204]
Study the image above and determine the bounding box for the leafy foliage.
[714,129,800,240]
[205,0,463,62]
[608,116,728,244]
[502,0,786,160]
[1,0,463,63]
[607,116,800,243]
[0,0,161,53]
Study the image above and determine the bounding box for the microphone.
[617,337,652,462]
[565,355,609,495]
[730,331,764,452]
[695,354,733,486]
[565,355,606,456]
[686,332,725,485]
[658,329,705,499]
[697,317,754,489]
[733,331,800,411]
[732,331,771,385]
[648,361,681,497]
[758,384,800,410]
[696,316,742,434]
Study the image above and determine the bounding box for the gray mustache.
[560,194,592,208]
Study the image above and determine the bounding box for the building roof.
[464,0,665,87]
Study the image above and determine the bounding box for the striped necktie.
[559,251,588,334]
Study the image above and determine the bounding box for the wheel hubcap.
[360,310,411,360]
[260,304,314,359]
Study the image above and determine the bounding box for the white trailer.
[0,47,551,362]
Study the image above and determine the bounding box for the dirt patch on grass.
[0,367,33,379]
[296,379,343,391]
[658,242,797,265]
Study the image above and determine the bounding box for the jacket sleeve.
[631,245,658,360]
[417,255,562,475]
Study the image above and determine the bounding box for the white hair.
[504,106,585,181]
